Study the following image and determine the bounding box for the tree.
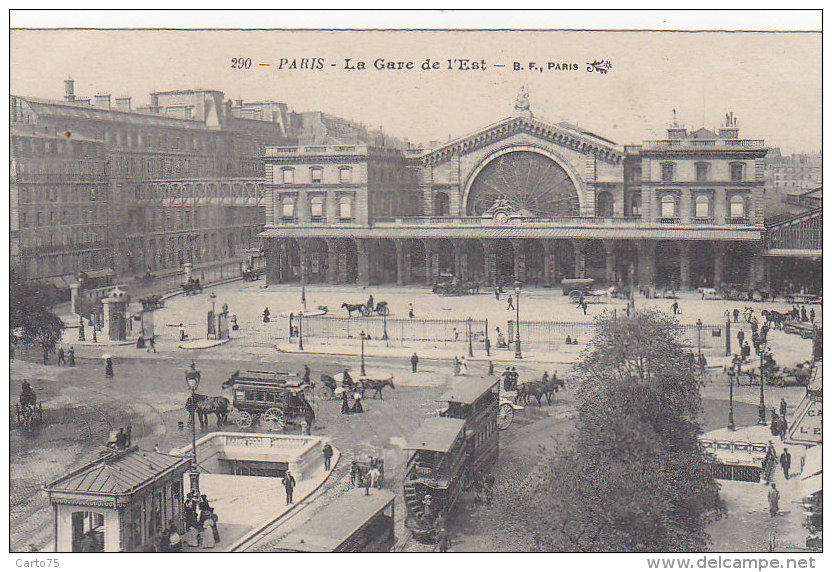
[489,309,723,551]
[9,271,65,353]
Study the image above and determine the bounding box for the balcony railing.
[659,217,681,224]
[693,217,715,225]
[727,217,750,225]
[643,139,765,150]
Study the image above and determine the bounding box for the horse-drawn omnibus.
[222,370,315,432]
[403,376,499,542]
[271,488,396,552]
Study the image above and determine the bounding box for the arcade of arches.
[265,237,765,289]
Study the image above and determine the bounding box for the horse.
[185,394,230,428]
[341,302,365,318]
[515,374,565,406]
[320,373,365,398]
[364,378,395,399]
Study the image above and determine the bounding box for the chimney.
[94,94,111,110]
[64,78,76,102]
[235,99,243,107]
[115,97,132,113]
[718,111,740,139]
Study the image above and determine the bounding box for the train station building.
[260,101,776,291]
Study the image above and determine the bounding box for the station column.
[482,239,497,286]
[511,239,526,284]
[356,239,370,286]
[395,239,408,285]
[713,242,724,287]
[326,239,338,284]
[679,242,691,290]
[603,240,616,285]
[454,242,469,281]
[571,239,586,279]
[637,240,656,287]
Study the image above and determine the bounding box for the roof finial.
[513,85,531,116]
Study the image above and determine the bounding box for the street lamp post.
[297,312,304,350]
[758,347,767,425]
[185,361,201,495]
[209,292,217,340]
[513,282,523,359]
[696,319,702,357]
[728,365,736,431]
[467,317,474,358]
[360,330,367,376]
[382,312,389,342]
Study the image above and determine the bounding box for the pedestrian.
[199,514,216,549]
[322,442,333,471]
[737,329,745,346]
[671,301,679,315]
[153,443,160,453]
[453,327,459,341]
[809,307,816,323]
[148,335,157,353]
[263,307,270,323]
[768,483,780,517]
[341,391,350,415]
[168,523,182,552]
[779,398,787,421]
[506,295,514,310]
[733,308,740,323]
[582,300,588,315]
[801,306,808,322]
[501,367,512,391]
[459,356,468,376]
[410,352,419,373]
[494,286,500,301]
[577,294,584,309]
[436,527,450,553]
[484,335,491,356]
[105,356,114,378]
[57,346,66,366]
[231,314,239,331]
[184,523,199,548]
[67,347,76,367]
[488,361,494,376]
[283,471,296,505]
[779,448,791,479]
[302,364,311,385]
[453,357,460,376]
[778,416,789,442]
[179,323,187,341]
[408,303,415,319]
[742,341,751,361]
[209,510,221,545]
[368,465,382,488]
[351,394,363,414]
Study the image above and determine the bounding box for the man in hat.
[768,483,780,517]
[351,393,363,414]
[411,352,419,373]
[780,448,792,479]
[283,471,296,505]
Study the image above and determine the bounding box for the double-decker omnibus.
[403,376,499,542]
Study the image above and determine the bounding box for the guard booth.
[44,447,190,552]
[101,286,131,342]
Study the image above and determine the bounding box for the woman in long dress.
[183,524,199,548]
[200,516,216,549]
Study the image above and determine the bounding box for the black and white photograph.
[7,10,823,562]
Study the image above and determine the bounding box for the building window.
[695,195,711,219]
[660,195,676,219]
[310,196,324,220]
[310,167,323,184]
[433,192,450,216]
[596,191,614,218]
[282,197,295,219]
[730,163,745,182]
[339,167,352,184]
[661,163,675,182]
[629,192,641,217]
[282,169,294,184]
[695,162,710,182]
[729,195,746,220]
[339,196,353,220]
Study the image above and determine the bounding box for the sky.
[10,29,821,154]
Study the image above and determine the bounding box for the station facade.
[260,104,769,290]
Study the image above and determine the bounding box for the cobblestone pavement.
[14,282,816,553]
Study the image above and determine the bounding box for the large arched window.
[310,196,324,220]
[434,192,450,216]
[596,191,614,217]
[661,195,677,219]
[282,197,295,219]
[339,196,353,220]
[695,195,711,219]
[729,195,746,220]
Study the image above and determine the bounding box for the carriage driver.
[20,380,36,408]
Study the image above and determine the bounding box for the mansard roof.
[418,115,625,166]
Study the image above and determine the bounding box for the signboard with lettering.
[787,397,822,445]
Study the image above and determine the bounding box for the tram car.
[222,370,315,432]
[403,376,499,542]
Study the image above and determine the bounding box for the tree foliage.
[490,309,723,552]
[9,271,64,352]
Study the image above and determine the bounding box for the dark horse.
[185,394,230,428]
[341,302,365,318]
[515,374,565,406]
[363,378,396,400]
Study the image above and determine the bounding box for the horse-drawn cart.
[222,370,315,432]
[14,401,44,432]
[318,371,396,401]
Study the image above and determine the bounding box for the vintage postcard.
[8,11,822,563]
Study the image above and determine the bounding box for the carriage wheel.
[568,290,582,303]
[235,410,253,429]
[361,307,373,317]
[318,385,334,401]
[378,305,390,316]
[262,407,286,432]
[497,403,514,430]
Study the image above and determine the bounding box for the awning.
[80,268,115,279]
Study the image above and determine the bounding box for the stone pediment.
[419,115,624,167]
